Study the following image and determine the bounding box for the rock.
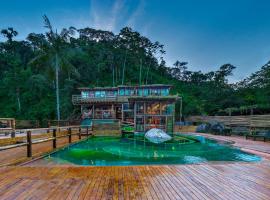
[209,120,225,134]
[145,128,172,144]
[196,121,225,134]
[196,123,210,133]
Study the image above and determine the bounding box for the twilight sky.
[1,0,270,82]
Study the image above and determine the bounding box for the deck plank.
[0,163,269,199]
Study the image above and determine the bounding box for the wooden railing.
[47,120,81,127]
[0,125,92,158]
[72,95,118,104]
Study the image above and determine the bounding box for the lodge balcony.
[72,95,179,105]
[72,95,128,105]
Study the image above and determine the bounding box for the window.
[81,91,88,98]
[143,88,149,96]
[123,103,130,110]
[146,102,160,115]
[138,89,143,96]
[161,103,174,115]
[161,88,169,96]
[130,88,135,96]
[125,89,131,96]
[95,91,105,98]
[119,89,125,96]
[136,117,144,131]
[107,90,116,97]
[89,91,94,97]
[136,102,144,114]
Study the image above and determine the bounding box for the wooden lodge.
[72,84,179,134]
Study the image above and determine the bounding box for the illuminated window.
[146,102,160,115]
[81,91,88,98]
[119,89,125,96]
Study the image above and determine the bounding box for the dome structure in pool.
[145,128,172,144]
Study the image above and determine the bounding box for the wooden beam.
[27,131,32,157]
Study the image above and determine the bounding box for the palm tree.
[1,27,18,42]
[30,15,77,120]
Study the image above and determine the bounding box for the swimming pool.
[42,135,261,166]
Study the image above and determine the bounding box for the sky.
[1,0,270,82]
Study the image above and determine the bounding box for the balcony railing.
[72,94,179,105]
[72,95,119,104]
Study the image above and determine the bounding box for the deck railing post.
[27,130,32,157]
[86,126,89,136]
[11,131,15,138]
[53,128,57,149]
[68,128,72,143]
[79,127,81,140]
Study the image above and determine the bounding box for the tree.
[1,27,18,42]
[29,15,76,120]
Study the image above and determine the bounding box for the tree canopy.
[0,17,269,122]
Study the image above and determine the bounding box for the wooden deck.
[0,134,84,166]
[0,133,270,199]
[0,161,269,200]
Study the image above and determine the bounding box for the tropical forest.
[0,16,269,122]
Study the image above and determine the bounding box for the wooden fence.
[186,115,270,128]
[0,125,92,159]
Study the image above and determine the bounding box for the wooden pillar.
[53,128,57,148]
[121,103,124,121]
[92,105,95,119]
[12,119,16,130]
[68,128,72,143]
[134,102,137,130]
[27,131,32,157]
[143,102,146,132]
[79,127,81,140]
[112,104,115,118]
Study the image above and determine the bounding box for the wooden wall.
[186,115,270,128]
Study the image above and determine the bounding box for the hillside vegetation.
[0,16,269,122]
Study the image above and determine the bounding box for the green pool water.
[45,135,261,166]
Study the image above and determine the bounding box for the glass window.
[89,91,94,97]
[107,91,116,97]
[95,91,105,97]
[145,116,166,130]
[136,102,144,114]
[136,117,144,131]
[146,116,165,125]
[123,103,130,110]
[130,88,135,96]
[161,103,174,115]
[161,88,169,96]
[138,89,143,96]
[150,88,159,96]
[95,91,101,97]
[143,88,149,96]
[119,89,125,96]
[100,91,105,97]
[146,102,160,115]
[81,91,88,98]
[125,89,130,96]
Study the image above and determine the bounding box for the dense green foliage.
[0,16,269,121]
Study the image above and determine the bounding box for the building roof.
[78,84,172,91]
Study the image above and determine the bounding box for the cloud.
[126,0,145,28]
[88,0,146,33]
[89,0,124,32]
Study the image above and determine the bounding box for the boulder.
[145,128,172,144]
[196,123,210,133]
[209,120,225,134]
